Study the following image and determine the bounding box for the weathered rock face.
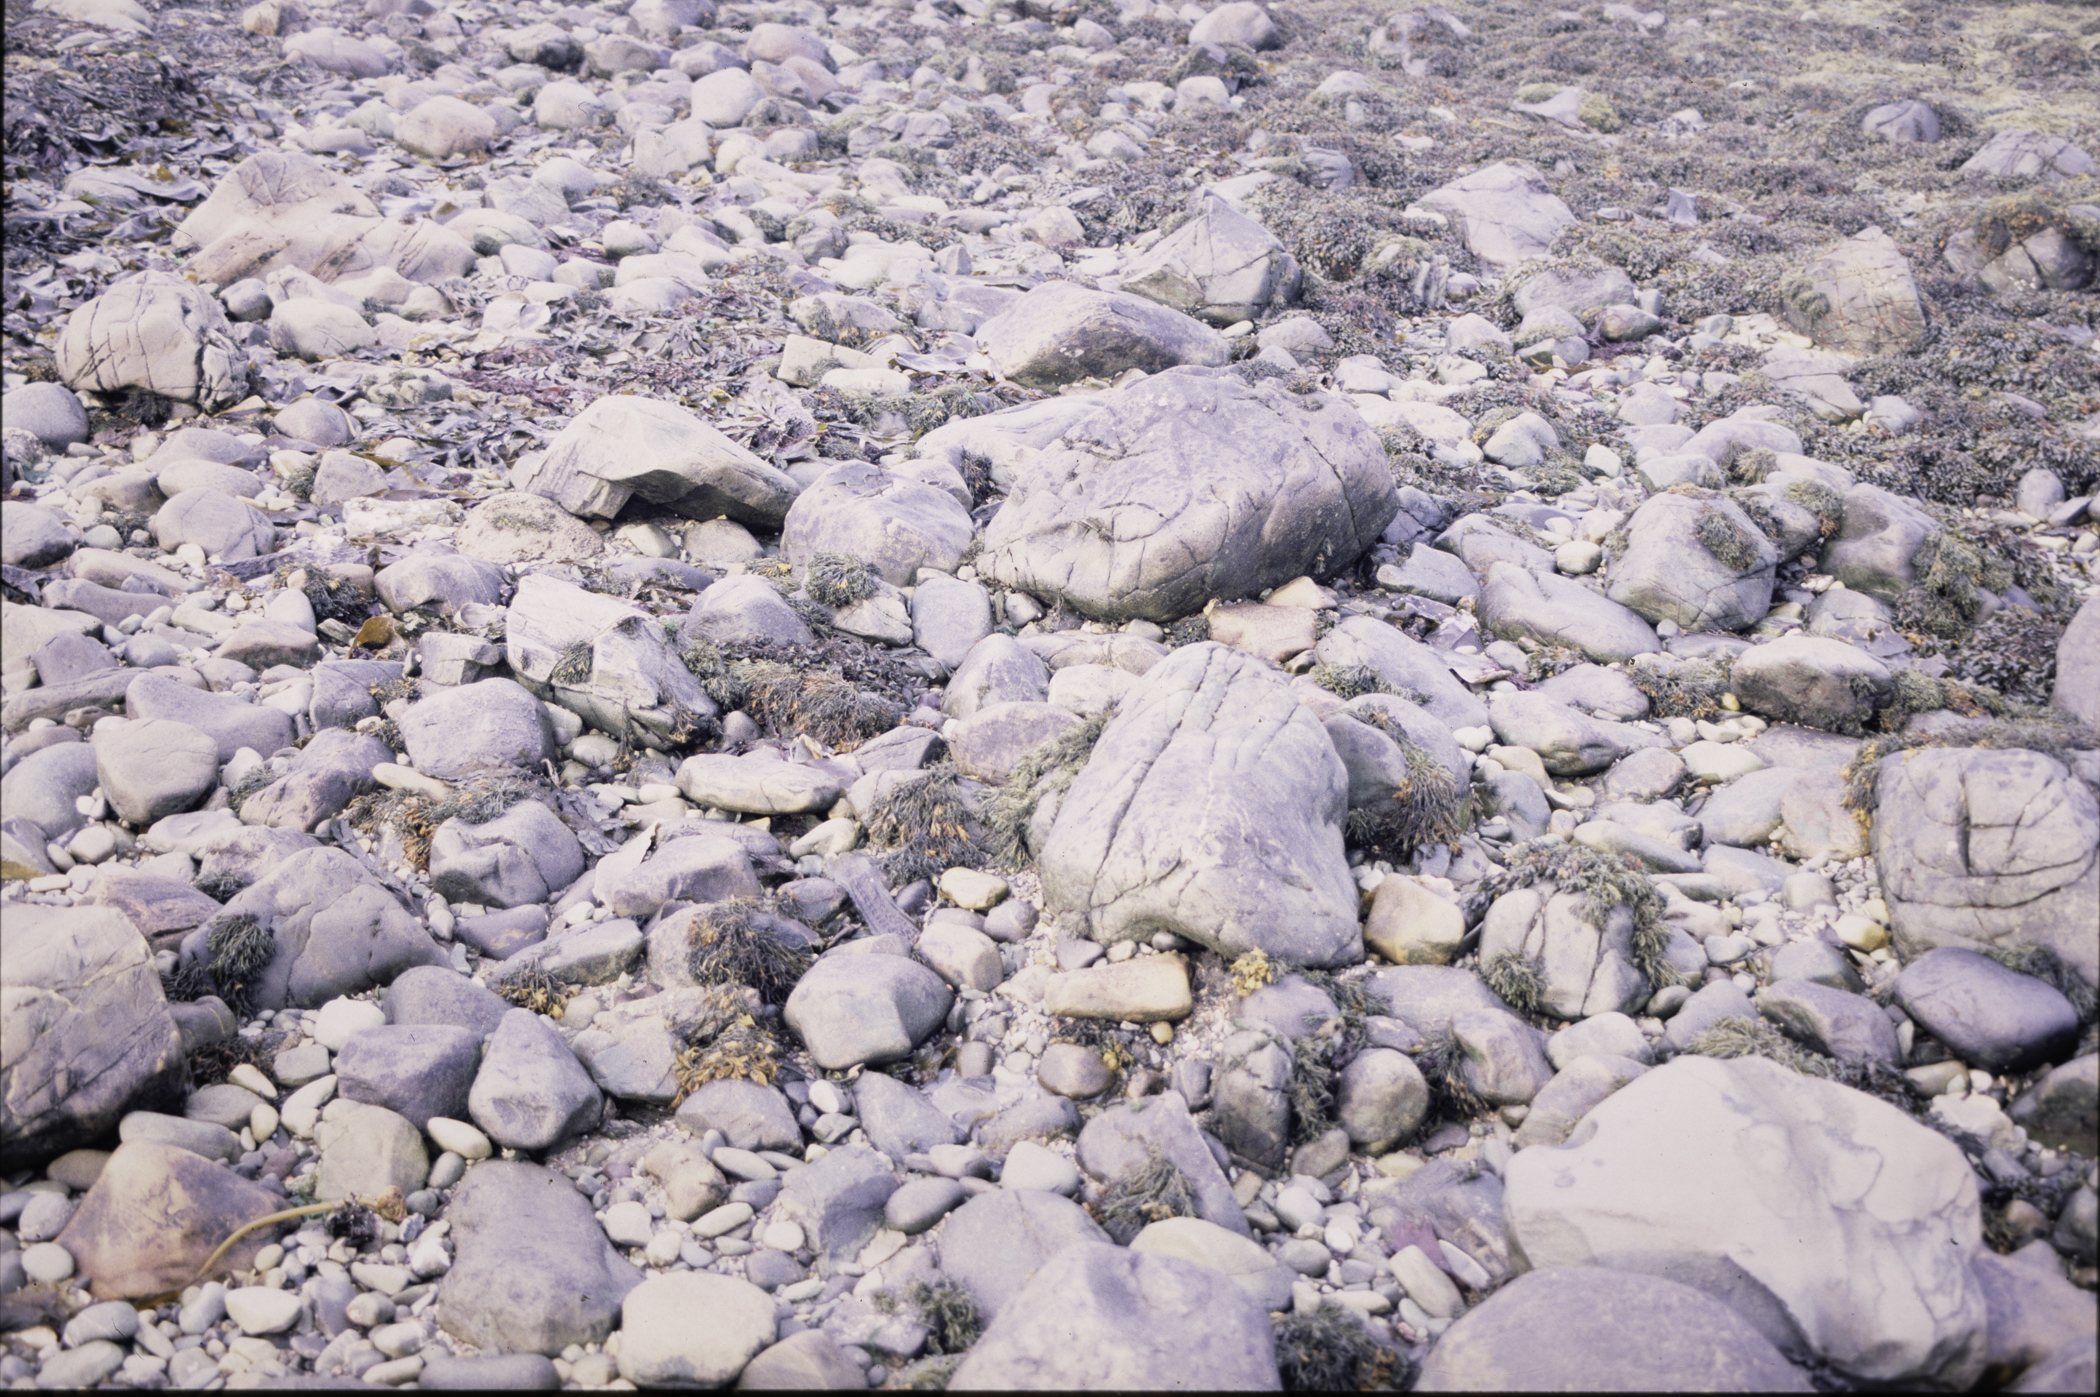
[1039,643,1363,967]
[980,369,1398,623]
[1781,226,1928,354]
[54,1140,287,1300]
[514,394,801,528]
[1872,747,2100,987]
[973,281,1231,388]
[1477,885,1648,1022]
[779,462,975,585]
[505,572,717,745]
[1118,190,1302,326]
[56,273,244,410]
[1505,1055,1987,1387]
[1,906,186,1168]
[438,1160,642,1355]
[1607,492,1778,632]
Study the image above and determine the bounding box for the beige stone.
[1042,953,1191,1022]
[1364,875,1467,965]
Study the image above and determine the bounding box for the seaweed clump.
[1893,530,2012,641]
[1343,712,1465,858]
[1093,1144,1200,1244]
[1273,1304,1406,1390]
[675,1013,782,1098]
[1308,663,1400,700]
[1488,840,1680,991]
[495,967,575,1019]
[1479,951,1546,1017]
[863,762,987,884]
[906,1280,981,1357]
[1949,607,2064,708]
[342,775,542,872]
[1413,1029,1490,1123]
[731,659,903,752]
[204,913,276,1014]
[686,897,812,1005]
[1689,1015,1924,1110]
[1231,949,1280,997]
[981,703,1117,866]
[1627,655,1734,720]
[1694,505,1767,572]
[804,552,880,609]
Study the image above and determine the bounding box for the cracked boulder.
[1607,492,1779,633]
[1119,190,1301,327]
[1504,1055,1987,1387]
[1780,226,1928,355]
[1038,642,1362,967]
[1871,747,2099,987]
[980,368,1398,623]
[513,394,801,529]
[506,573,718,746]
[56,273,244,411]
[1477,885,1650,1021]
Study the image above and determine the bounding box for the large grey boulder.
[680,574,814,650]
[974,281,1230,389]
[1822,483,1938,602]
[949,1243,1280,1389]
[0,740,99,840]
[56,272,244,409]
[980,370,1396,623]
[780,463,974,586]
[1038,644,1362,967]
[1608,493,1778,632]
[1781,226,1927,355]
[1504,1055,1986,1387]
[1311,614,1489,729]
[429,800,586,909]
[468,1008,604,1151]
[203,847,445,1010]
[1417,1267,1811,1392]
[514,394,800,528]
[1119,190,1301,326]
[1417,161,1577,271]
[1487,690,1630,776]
[2,502,75,568]
[1961,128,2098,182]
[1479,885,1648,1021]
[375,554,507,616]
[2053,595,2100,728]
[939,1188,1113,1322]
[439,1160,642,1355]
[505,574,715,746]
[774,1144,897,1261]
[782,952,952,1070]
[1,906,186,1168]
[93,719,218,826]
[151,487,275,560]
[396,677,557,779]
[1480,562,1661,664]
[1730,635,1891,733]
[335,1024,481,1129]
[1891,947,2082,1074]
[618,1273,776,1388]
[1873,748,2098,987]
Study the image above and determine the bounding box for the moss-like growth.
[1480,951,1545,1017]
[1163,614,1211,648]
[675,1012,781,1098]
[1093,1143,1200,1244]
[1489,841,1681,991]
[1578,91,1622,132]
[187,1029,279,1090]
[905,1280,982,1357]
[686,897,811,1005]
[548,640,595,687]
[981,703,1117,867]
[734,660,902,752]
[192,871,250,904]
[885,1355,963,1390]
[1307,663,1397,700]
[1342,720,1464,859]
[864,762,986,885]
[1513,82,1562,104]
[804,552,879,609]
[1694,505,1766,573]
[1628,656,1733,721]
[1894,530,2013,641]
[205,913,275,1013]
[1289,1032,1340,1144]
[343,777,542,871]
[678,637,749,711]
[1951,608,2065,708]
[1781,477,1845,535]
[495,967,575,1019]
[1690,1015,1925,1108]
[1231,949,1279,997]
[1413,1029,1490,1123]
[1273,1305,1406,1391]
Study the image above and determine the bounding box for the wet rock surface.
[1,0,2098,1390]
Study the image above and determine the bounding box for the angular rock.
[439,1160,642,1355]
[1120,190,1300,326]
[1480,561,1662,663]
[57,272,243,409]
[396,677,556,779]
[1890,947,2082,1074]
[974,281,1230,388]
[516,395,800,528]
[939,1187,1112,1321]
[204,847,443,1010]
[1782,226,1927,355]
[783,953,952,1070]
[1731,635,1891,733]
[1038,643,1361,967]
[467,1009,603,1152]
[1417,161,1577,271]
[53,1140,284,1300]
[1608,493,1778,633]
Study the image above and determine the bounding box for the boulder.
[439,1160,642,1354]
[974,281,1230,388]
[505,573,716,745]
[618,1273,776,1387]
[94,719,219,826]
[1504,1055,1987,1387]
[1608,493,1778,632]
[236,727,389,831]
[939,1187,1112,1321]
[1038,643,1362,967]
[396,677,557,779]
[1872,748,2098,987]
[1730,635,1891,733]
[1119,190,1300,326]
[1480,561,1662,662]
[428,800,586,909]
[782,953,952,1070]
[780,462,974,586]
[467,1008,604,1152]
[985,370,1395,623]
[1,906,185,1167]
[515,394,800,528]
[1890,947,2082,1074]
[203,847,445,1010]
[1417,161,1577,271]
[53,1140,286,1300]
[56,272,244,409]
[2052,596,2100,729]
[1417,1267,1811,1392]
[1781,226,1927,355]
[949,1244,1279,1389]
[1478,885,1649,1021]
[1311,614,1489,729]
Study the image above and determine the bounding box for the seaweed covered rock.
[1504,1055,1987,1387]
[980,369,1397,623]
[1729,635,1892,734]
[1476,882,1651,1022]
[1822,484,1939,602]
[1779,226,1928,356]
[1118,189,1301,327]
[1038,643,1362,967]
[1606,493,1778,633]
[1872,747,2099,987]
